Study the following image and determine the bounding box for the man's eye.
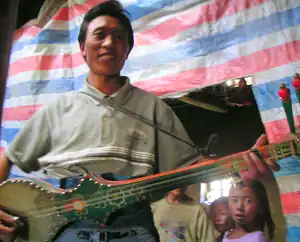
[95,32,105,39]
[231,198,237,203]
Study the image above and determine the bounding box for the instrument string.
[23,158,248,217]
[15,142,293,218]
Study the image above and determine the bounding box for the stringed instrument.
[0,135,299,242]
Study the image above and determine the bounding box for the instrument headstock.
[279,130,300,154]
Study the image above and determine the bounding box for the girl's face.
[211,203,228,232]
[228,186,260,225]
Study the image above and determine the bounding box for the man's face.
[80,15,130,76]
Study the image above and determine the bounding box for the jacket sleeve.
[155,103,203,173]
[4,106,52,173]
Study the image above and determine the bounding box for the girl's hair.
[229,180,275,240]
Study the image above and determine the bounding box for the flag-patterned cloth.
[1,0,300,241]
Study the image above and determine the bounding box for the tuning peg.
[292,73,300,103]
[278,84,296,133]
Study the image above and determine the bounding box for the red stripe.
[2,105,42,121]
[4,40,300,121]
[2,106,297,146]
[53,0,268,45]
[9,53,84,76]
[264,116,300,143]
[135,0,268,46]
[134,40,300,95]
[52,0,106,21]
[12,0,267,46]
[12,0,105,41]
[13,26,41,41]
[9,36,300,78]
[281,191,300,214]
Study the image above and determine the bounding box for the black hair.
[78,0,134,51]
[211,196,228,209]
[229,180,275,240]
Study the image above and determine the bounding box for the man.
[0,0,279,241]
[152,187,216,242]
[0,1,202,241]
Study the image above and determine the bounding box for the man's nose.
[102,35,115,47]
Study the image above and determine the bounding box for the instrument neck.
[124,140,297,200]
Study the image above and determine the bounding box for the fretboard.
[120,140,297,200]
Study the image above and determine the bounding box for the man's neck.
[88,72,124,96]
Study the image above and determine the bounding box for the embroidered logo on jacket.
[159,221,186,241]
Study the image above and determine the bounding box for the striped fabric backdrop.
[1,0,300,241]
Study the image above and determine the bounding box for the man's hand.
[0,210,17,233]
[0,153,16,239]
[239,134,281,181]
[0,210,17,242]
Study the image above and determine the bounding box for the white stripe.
[42,0,137,30]
[253,60,300,86]
[11,0,296,64]
[10,42,81,64]
[11,0,206,49]
[42,13,84,31]
[12,0,134,43]
[126,25,300,82]
[9,0,223,62]
[286,214,300,227]
[13,34,33,42]
[38,0,207,32]
[120,0,138,7]
[45,156,155,171]
[0,140,7,148]
[276,174,300,194]
[260,103,300,123]
[4,93,64,108]
[5,25,300,107]
[1,121,24,129]
[131,0,209,32]
[10,0,205,62]
[130,0,298,58]
[7,65,88,87]
[39,146,155,163]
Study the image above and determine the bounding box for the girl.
[222,180,274,242]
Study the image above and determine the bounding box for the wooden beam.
[179,96,227,113]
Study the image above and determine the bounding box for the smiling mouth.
[98,53,116,59]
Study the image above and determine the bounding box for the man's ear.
[79,43,87,61]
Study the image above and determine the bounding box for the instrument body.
[0,174,145,242]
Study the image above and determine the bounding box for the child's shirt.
[151,197,216,242]
[222,231,267,242]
